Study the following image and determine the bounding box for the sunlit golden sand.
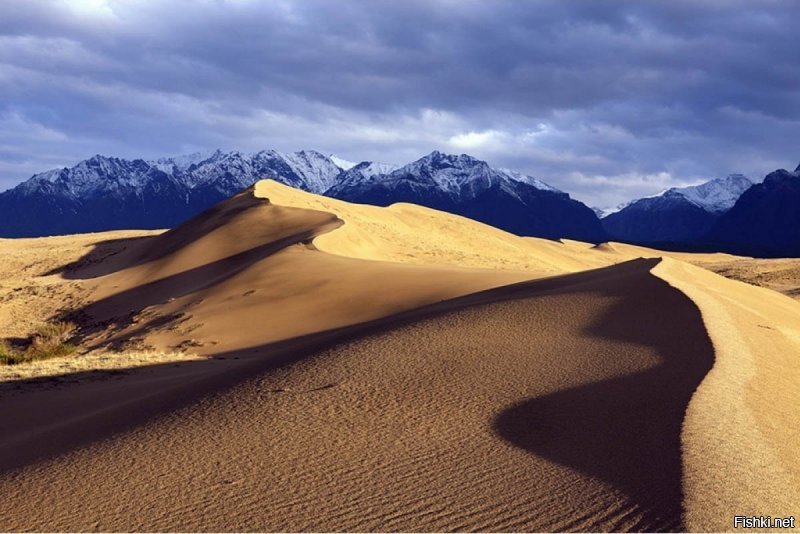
[0,180,797,531]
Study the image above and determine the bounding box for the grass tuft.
[0,339,19,365]
[1,321,78,365]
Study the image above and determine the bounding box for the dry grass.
[0,321,77,365]
[0,340,15,365]
[0,349,209,387]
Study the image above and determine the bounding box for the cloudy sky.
[1,0,798,207]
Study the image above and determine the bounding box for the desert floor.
[0,180,798,531]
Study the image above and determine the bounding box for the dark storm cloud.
[0,0,798,207]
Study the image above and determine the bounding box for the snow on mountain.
[329,154,358,171]
[279,150,343,193]
[0,149,348,237]
[15,167,66,193]
[709,167,800,256]
[332,160,400,189]
[603,174,753,219]
[400,152,514,196]
[17,155,171,199]
[496,168,558,192]
[342,151,563,199]
[1,148,601,240]
[601,173,755,244]
[177,148,342,193]
[17,149,344,199]
[327,151,607,243]
[13,149,560,206]
[592,201,633,219]
[671,174,753,213]
[414,152,493,193]
[150,150,219,174]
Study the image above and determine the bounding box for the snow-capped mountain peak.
[666,173,753,213]
[496,168,558,192]
[606,173,753,218]
[404,151,493,193]
[1,148,608,243]
[329,154,358,171]
[326,150,606,242]
[592,202,632,218]
[150,150,220,174]
[384,151,560,197]
[279,149,342,193]
[601,172,756,245]
[18,154,168,199]
[14,149,345,200]
[333,160,400,187]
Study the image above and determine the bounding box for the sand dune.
[256,180,614,275]
[2,181,796,368]
[0,259,713,531]
[654,259,800,531]
[73,185,531,355]
[0,180,798,532]
[0,230,157,340]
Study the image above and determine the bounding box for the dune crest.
[255,179,613,275]
[590,242,618,253]
[653,258,800,531]
[0,259,715,531]
[76,183,531,355]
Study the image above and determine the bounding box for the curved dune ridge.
[0,260,713,532]
[0,180,797,531]
[74,184,532,355]
[653,259,800,532]
[254,179,615,275]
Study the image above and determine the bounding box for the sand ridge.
[0,259,714,531]
[2,181,797,374]
[71,184,532,356]
[0,180,798,531]
[255,179,616,275]
[654,258,800,531]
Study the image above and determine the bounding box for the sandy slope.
[600,241,800,301]
[686,256,800,299]
[72,186,530,356]
[2,183,606,384]
[0,180,798,532]
[0,231,206,384]
[1,181,797,381]
[252,182,800,300]
[654,259,800,531]
[255,180,614,275]
[0,259,713,531]
[0,231,157,340]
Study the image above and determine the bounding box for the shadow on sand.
[43,235,158,279]
[493,259,713,530]
[0,257,714,530]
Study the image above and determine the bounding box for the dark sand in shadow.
[0,259,712,532]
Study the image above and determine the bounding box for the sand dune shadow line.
[493,261,714,530]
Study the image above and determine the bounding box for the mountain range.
[2,149,799,257]
[0,150,342,238]
[599,167,800,257]
[328,151,606,242]
[601,174,754,244]
[707,165,800,257]
[0,149,606,243]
